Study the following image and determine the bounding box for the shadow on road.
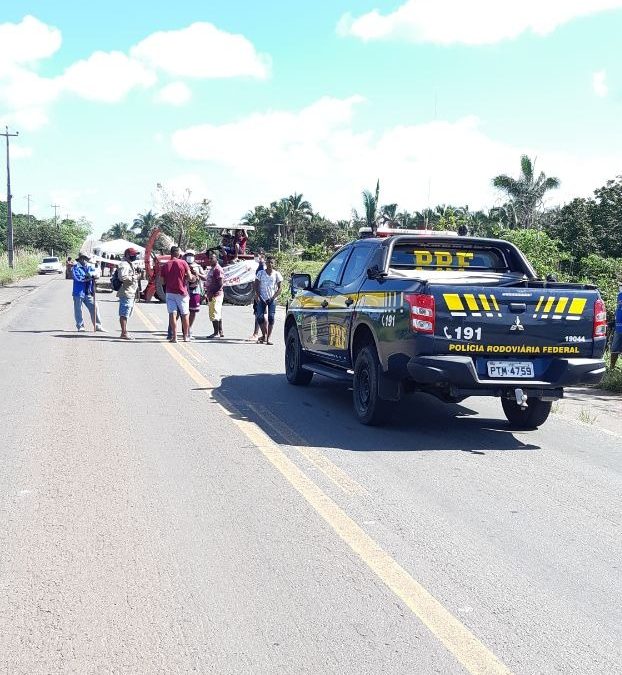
[215,373,540,454]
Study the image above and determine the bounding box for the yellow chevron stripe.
[478,294,490,311]
[543,296,555,313]
[535,296,544,312]
[444,294,464,311]
[490,295,500,312]
[568,297,587,315]
[555,297,568,314]
[464,294,479,311]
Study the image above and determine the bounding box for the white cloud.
[61,51,156,103]
[338,0,622,45]
[171,96,621,224]
[0,107,49,131]
[131,22,270,79]
[155,81,192,106]
[0,15,61,69]
[0,16,269,130]
[12,143,33,159]
[592,70,608,97]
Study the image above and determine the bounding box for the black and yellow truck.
[284,234,607,428]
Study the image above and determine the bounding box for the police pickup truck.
[284,232,607,428]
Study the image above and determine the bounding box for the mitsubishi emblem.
[510,315,524,332]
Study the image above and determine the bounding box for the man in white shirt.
[254,256,283,345]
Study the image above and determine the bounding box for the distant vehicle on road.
[284,233,606,429]
[38,256,63,275]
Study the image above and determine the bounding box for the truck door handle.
[321,300,329,308]
[509,303,526,313]
[345,298,354,307]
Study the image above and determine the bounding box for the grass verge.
[0,250,41,286]
[274,253,324,305]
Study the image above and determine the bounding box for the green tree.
[132,210,159,245]
[284,193,313,246]
[592,176,622,258]
[155,185,211,249]
[101,222,135,241]
[353,179,381,234]
[500,228,566,278]
[547,198,597,272]
[492,155,560,229]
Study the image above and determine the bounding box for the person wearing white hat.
[184,249,206,339]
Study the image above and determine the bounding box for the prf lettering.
[413,250,474,268]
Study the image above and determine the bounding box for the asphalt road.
[0,277,620,674]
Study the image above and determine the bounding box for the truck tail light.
[593,298,607,338]
[405,293,435,334]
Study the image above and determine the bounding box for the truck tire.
[224,283,255,306]
[353,345,392,426]
[285,326,313,385]
[501,398,552,430]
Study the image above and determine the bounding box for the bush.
[601,363,622,393]
[302,243,329,261]
[499,229,567,278]
[0,250,42,285]
[273,252,325,305]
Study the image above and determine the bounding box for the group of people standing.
[70,246,283,345]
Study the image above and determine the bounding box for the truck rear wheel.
[223,282,255,306]
[501,398,552,430]
[285,326,313,385]
[353,346,392,426]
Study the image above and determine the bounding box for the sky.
[1,0,621,237]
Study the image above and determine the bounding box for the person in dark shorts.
[184,249,206,340]
[254,256,282,345]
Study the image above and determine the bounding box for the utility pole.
[51,203,60,228]
[2,126,19,268]
[25,194,33,225]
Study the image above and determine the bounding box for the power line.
[1,126,19,269]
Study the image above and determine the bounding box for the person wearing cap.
[117,247,140,340]
[72,253,104,332]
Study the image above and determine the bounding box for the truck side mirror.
[291,273,311,297]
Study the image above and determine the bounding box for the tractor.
[141,226,258,306]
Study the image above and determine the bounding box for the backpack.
[110,267,122,292]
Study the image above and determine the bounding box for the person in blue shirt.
[611,283,622,369]
[72,253,105,332]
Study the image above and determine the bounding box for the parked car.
[38,256,63,274]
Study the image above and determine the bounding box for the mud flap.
[377,366,402,401]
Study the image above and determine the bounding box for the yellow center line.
[248,402,367,496]
[134,305,512,675]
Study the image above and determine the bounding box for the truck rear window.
[390,244,508,271]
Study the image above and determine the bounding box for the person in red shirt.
[234,229,248,257]
[159,246,195,343]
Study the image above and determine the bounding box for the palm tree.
[132,210,159,244]
[102,222,135,241]
[270,199,291,253]
[492,155,560,229]
[284,193,313,246]
[360,179,380,234]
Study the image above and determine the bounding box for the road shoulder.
[555,386,622,436]
[0,273,61,314]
